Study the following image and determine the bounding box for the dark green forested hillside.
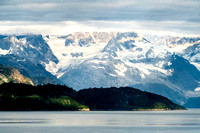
[0,83,88,111]
[0,82,185,111]
[78,87,185,110]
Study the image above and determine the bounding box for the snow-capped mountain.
[65,32,117,47]
[182,41,200,71]
[144,34,200,72]
[55,32,200,104]
[0,32,200,105]
[0,35,58,65]
[0,35,61,85]
[44,32,117,77]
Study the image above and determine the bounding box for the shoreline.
[0,108,187,111]
[132,108,187,111]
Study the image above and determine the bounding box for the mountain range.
[0,32,200,107]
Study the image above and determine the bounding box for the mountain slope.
[44,32,117,76]
[0,35,61,85]
[0,64,34,85]
[182,42,200,71]
[0,54,62,85]
[0,35,58,65]
[184,97,200,108]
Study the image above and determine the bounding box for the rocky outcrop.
[0,64,34,85]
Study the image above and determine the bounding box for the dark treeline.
[0,82,87,111]
[0,82,185,111]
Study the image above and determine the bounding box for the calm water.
[0,109,200,133]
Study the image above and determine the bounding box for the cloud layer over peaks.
[0,0,199,35]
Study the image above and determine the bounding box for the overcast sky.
[0,0,199,35]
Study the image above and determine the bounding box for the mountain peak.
[65,32,117,47]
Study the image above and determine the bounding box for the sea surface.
[0,109,200,133]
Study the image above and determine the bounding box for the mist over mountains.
[0,32,200,106]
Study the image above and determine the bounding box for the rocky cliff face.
[0,54,61,85]
[0,64,34,85]
[0,35,58,65]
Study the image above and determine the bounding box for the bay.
[0,109,200,133]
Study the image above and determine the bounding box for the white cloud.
[0,1,199,36]
[18,3,58,10]
[0,21,199,36]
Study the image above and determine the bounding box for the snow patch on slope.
[194,87,200,92]
[114,63,127,76]
[0,48,9,55]
[45,61,58,75]
[191,62,200,71]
